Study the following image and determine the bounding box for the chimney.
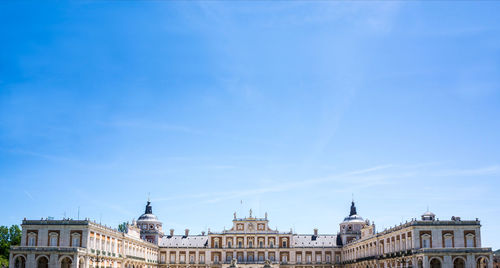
[314,228,318,236]
[185,229,190,236]
[170,229,174,236]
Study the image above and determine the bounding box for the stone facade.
[9,201,493,268]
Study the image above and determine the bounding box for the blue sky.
[1,1,500,249]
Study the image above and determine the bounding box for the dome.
[138,213,159,222]
[137,201,161,223]
[421,210,436,221]
[343,214,365,223]
[342,201,364,223]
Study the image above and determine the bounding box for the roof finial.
[350,199,357,216]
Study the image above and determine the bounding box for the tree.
[118,222,128,233]
[0,225,22,268]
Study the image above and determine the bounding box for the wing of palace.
[9,201,493,268]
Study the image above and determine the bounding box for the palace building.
[9,201,493,268]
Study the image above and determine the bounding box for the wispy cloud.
[152,163,500,205]
[24,191,34,201]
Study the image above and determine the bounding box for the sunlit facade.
[9,201,493,268]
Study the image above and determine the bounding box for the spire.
[145,200,153,214]
[350,201,357,216]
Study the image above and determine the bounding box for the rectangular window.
[50,236,58,246]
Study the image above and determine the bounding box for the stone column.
[423,256,429,268]
[50,253,59,268]
[8,252,13,268]
[443,256,452,268]
[466,254,474,268]
[27,254,36,268]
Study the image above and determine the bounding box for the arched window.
[453,258,465,268]
[430,258,441,268]
[60,257,72,268]
[14,256,26,268]
[37,256,49,268]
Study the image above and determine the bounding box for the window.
[282,240,287,248]
[270,254,275,261]
[297,255,302,263]
[259,241,264,248]
[316,255,321,263]
[270,241,274,248]
[281,255,288,263]
[228,241,232,248]
[170,254,176,263]
[249,241,253,248]
[259,255,264,261]
[214,255,219,263]
[466,234,475,248]
[444,234,453,248]
[421,235,431,248]
[238,241,242,248]
[49,233,58,246]
[28,233,36,246]
[326,255,331,263]
[307,255,312,263]
[200,255,205,263]
[161,254,165,263]
[180,255,185,263]
[72,235,80,247]
[190,255,195,263]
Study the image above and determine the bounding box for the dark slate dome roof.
[137,201,160,223]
